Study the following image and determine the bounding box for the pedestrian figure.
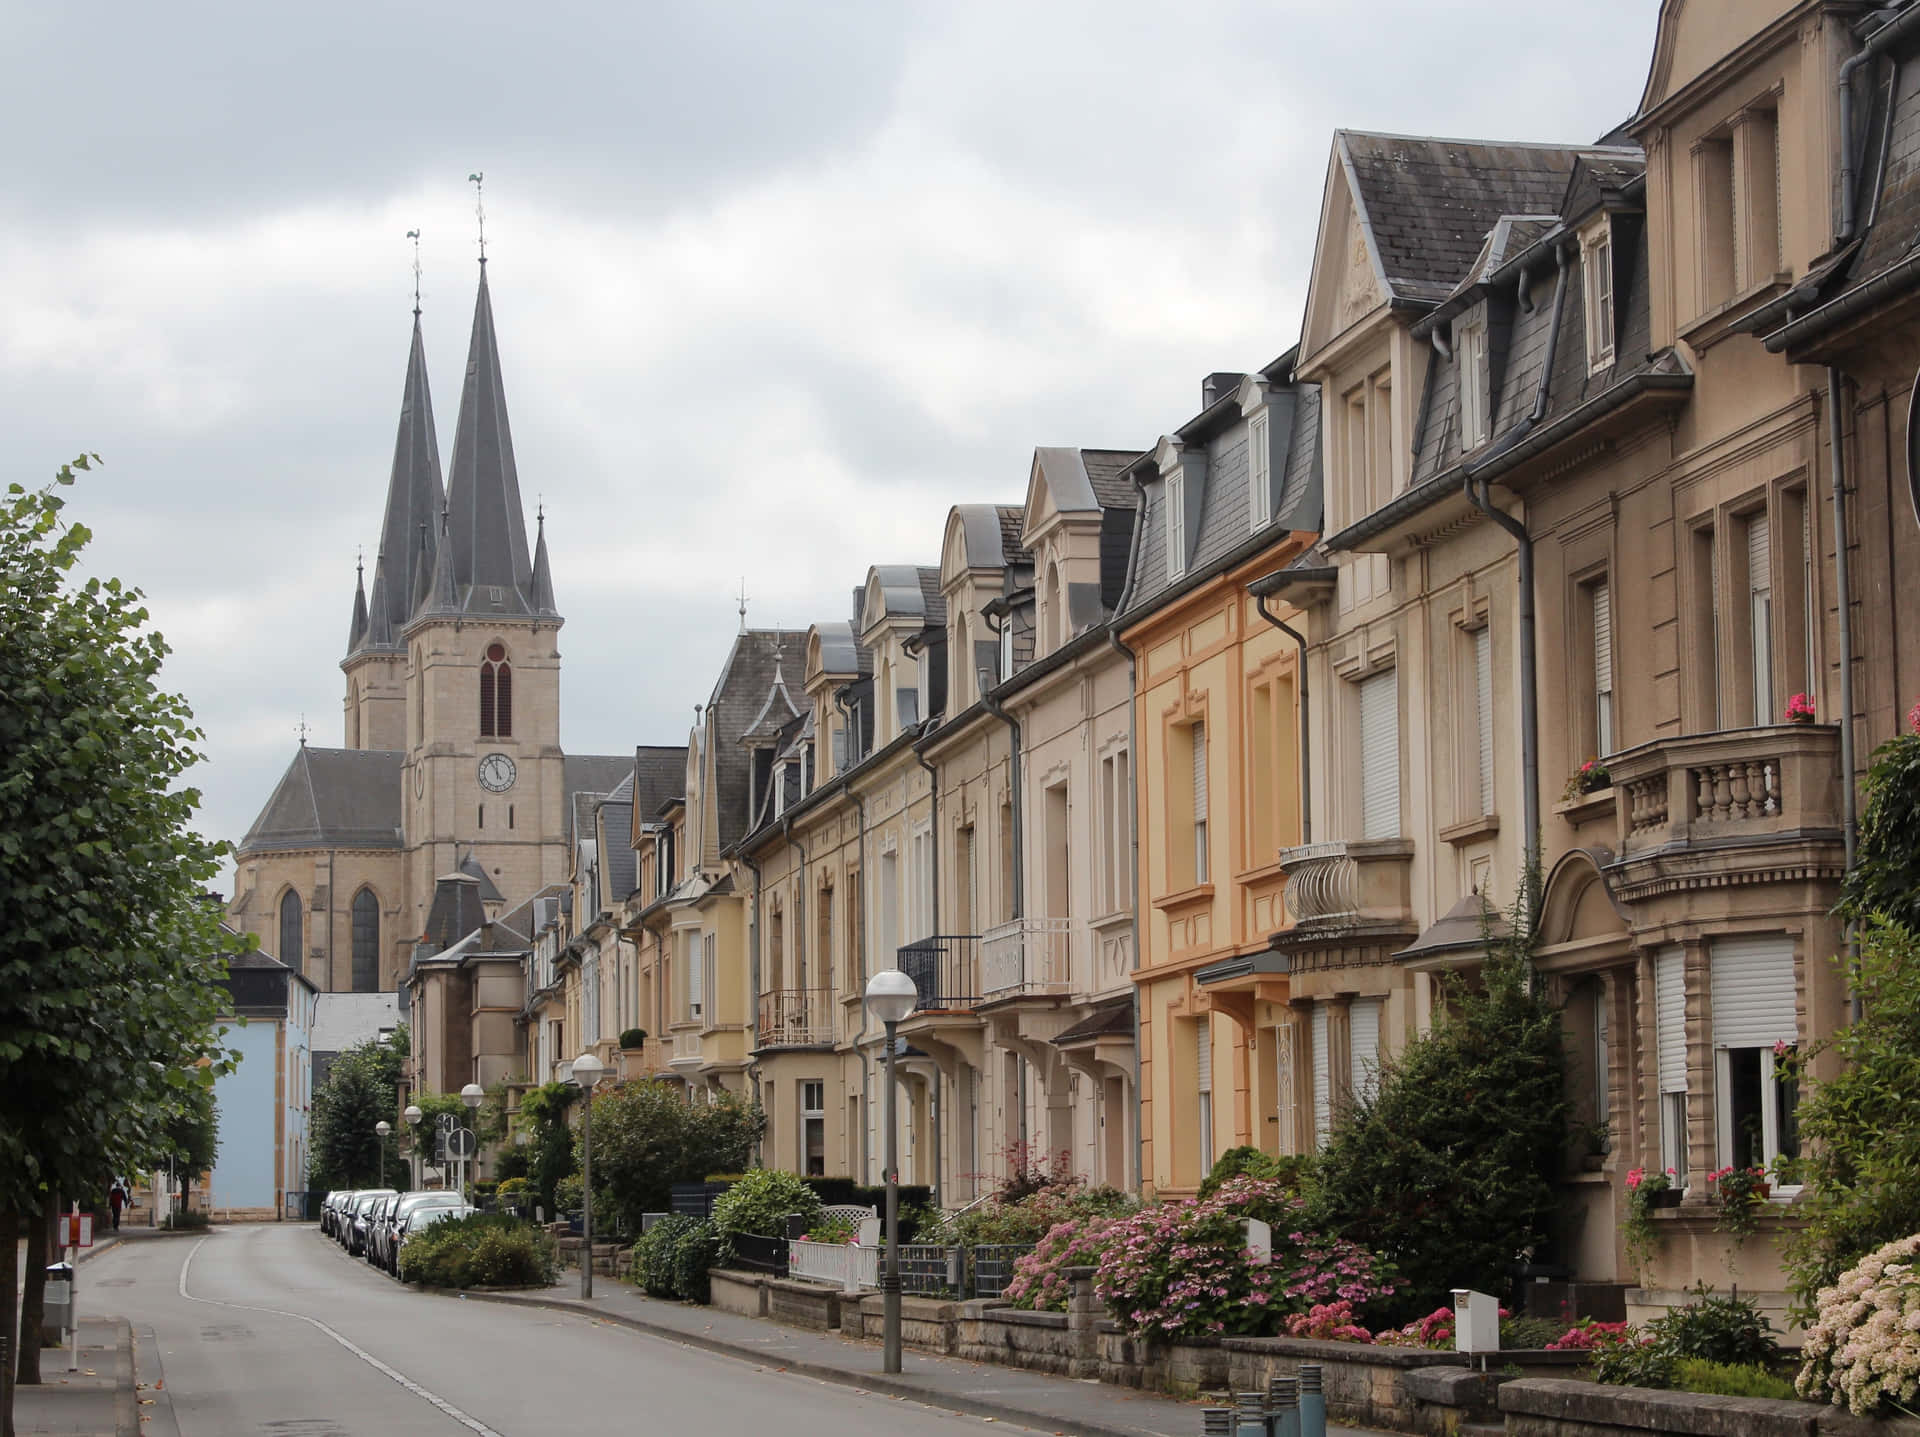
[108,1178,126,1231]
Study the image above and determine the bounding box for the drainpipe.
[1251,589,1313,844]
[837,687,875,1180]
[909,728,943,1206]
[1111,474,1152,1191]
[1459,243,1567,916]
[740,845,763,1154]
[1828,367,1864,1021]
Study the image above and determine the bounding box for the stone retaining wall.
[1500,1377,1920,1437]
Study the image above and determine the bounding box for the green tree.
[516,1081,579,1217]
[1840,720,1920,930]
[306,1028,407,1189]
[164,1082,221,1187]
[585,1080,764,1235]
[0,461,236,1425]
[1311,885,1568,1316]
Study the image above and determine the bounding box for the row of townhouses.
[229,0,1920,1321]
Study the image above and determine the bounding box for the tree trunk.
[2,1202,18,1437]
[14,1194,51,1385]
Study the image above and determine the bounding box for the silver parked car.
[379,1192,470,1273]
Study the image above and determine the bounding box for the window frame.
[1165,472,1187,580]
[1456,316,1490,447]
[1247,409,1272,531]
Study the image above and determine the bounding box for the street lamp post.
[864,969,918,1376]
[571,1052,606,1300]
[403,1105,423,1189]
[375,1120,391,1188]
[460,1083,484,1200]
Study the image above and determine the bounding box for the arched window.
[479,642,512,737]
[351,888,380,992]
[278,889,303,973]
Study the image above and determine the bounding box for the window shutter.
[1311,1002,1332,1144]
[1349,997,1382,1100]
[1249,412,1271,528]
[1594,583,1612,696]
[1711,935,1796,1048]
[1655,946,1687,1094]
[1166,473,1187,578]
[1359,670,1399,839]
[1191,723,1209,824]
[1748,513,1771,594]
[1195,1023,1212,1094]
[1473,627,1493,816]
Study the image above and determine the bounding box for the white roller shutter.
[1349,997,1382,1101]
[1747,513,1771,593]
[1655,946,1687,1094]
[1195,1021,1212,1093]
[1311,1002,1332,1145]
[1359,670,1400,838]
[1593,582,1614,754]
[1191,723,1209,823]
[1711,935,1796,1049]
[1473,627,1493,815]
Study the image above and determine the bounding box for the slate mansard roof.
[238,746,404,855]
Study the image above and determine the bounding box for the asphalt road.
[85,1223,1016,1436]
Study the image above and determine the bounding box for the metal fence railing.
[897,1243,958,1296]
[283,1190,323,1221]
[970,1244,1036,1299]
[897,934,983,1011]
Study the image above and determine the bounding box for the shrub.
[1312,882,1567,1318]
[584,1080,764,1235]
[802,1214,858,1245]
[554,1174,583,1214]
[618,1028,647,1049]
[711,1169,821,1239]
[630,1213,720,1303]
[1547,1318,1630,1351]
[918,1182,1136,1248]
[1797,1231,1920,1415]
[1672,1359,1796,1400]
[496,1176,530,1197]
[1589,1329,1677,1389]
[1285,1301,1374,1342]
[398,1213,556,1288]
[1649,1286,1779,1368]
[1003,1216,1122,1311]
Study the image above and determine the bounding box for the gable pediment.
[1637,0,1800,119]
[1301,149,1389,365]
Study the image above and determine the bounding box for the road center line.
[177,1236,506,1437]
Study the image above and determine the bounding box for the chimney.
[1202,372,1247,409]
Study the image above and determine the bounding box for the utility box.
[1241,1218,1272,1265]
[1452,1288,1499,1354]
[43,1262,73,1337]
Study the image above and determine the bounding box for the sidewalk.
[458,1278,1392,1437]
[8,1317,134,1437]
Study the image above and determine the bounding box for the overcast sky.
[1,1,1660,884]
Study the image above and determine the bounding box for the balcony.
[756,988,834,1050]
[669,1026,704,1068]
[897,935,982,1012]
[1604,724,1844,900]
[980,917,1070,999]
[1278,839,1416,929]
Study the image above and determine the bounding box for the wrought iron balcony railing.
[896,934,982,1013]
[756,987,835,1049]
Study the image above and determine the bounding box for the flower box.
[1647,1189,1682,1209]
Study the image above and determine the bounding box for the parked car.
[360,1192,401,1263]
[323,1190,356,1239]
[345,1190,396,1255]
[378,1192,468,1273]
[393,1202,477,1274]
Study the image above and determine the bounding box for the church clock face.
[478,752,517,793]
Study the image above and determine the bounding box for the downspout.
[910,728,942,1206]
[739,846,763,1153]
[327,851,336,990]
[1461,242,1568,914]
[1111,474,1152,1192]
[1828,367,1863,1021]
[836,687,875,1181]
[1251,592,1313,843]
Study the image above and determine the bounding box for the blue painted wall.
[210,1021,279,1210]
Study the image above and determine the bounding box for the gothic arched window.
[351,888,380,992]
[479,642,513,737]
[278,889,303,973]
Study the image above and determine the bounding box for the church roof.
[458,852,504,904]
[352,314,445,657]
[564,754,633,845]
[429,263,541,621]
[237,746,404,854]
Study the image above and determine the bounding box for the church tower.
[342,308,444,751]
[398,259,567,938]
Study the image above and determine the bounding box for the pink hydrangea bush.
[1286,1300,1374,1342]
[1797,1232,1920,1415]
[1091,1176,1396,1341]
[1374,1305,1458,1348]
[1547,1317,1630,1351]
[1003,1215,1121,1312]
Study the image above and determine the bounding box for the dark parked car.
[346,1190,396,1255]
[377,1192,468,1273]
[322,1191,354,1239]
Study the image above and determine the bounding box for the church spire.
[358,310,444,654]
[417,500,460,619]
[347,552,369,653]
[439,261,536,615]
[530,504,556,615]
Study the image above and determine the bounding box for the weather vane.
[736,576,750,634]
[406,229,422,314]
[296,713,310,746]
[468,172,486,262]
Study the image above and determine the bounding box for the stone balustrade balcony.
[1278,838,1417,930]
[1606,724,1842,861]
[980,917,1071,998]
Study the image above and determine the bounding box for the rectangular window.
[879,851,898,965]
[1655,946,1690,1188]
[1691,525,1721,729]
[1191,720,1209,885]
[1165,472,1187,580]
[1737,107,1783,289]
[955,824,976,933]
[686,932,705,1021]
[1349,997,1382,1104]
[801,1080,826,1178]
[1310,1001,1332,1148]
[1457,319,1489,446]
[1584,232,1615,371]
[1099,751,1131,914]
[1358,670,1400,839]
[1592,580,1615,757]
[1746,509,1774,724]
[1195,1021,1214,1174]
[1248,411,1272,530]
[1698,133,1737,310]
[1472,625,1494,816]
[1274,1018,1298,1156]
[1710,935,1799,1178]
[702,932,717,1027]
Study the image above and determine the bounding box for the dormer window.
[1456,317,1490,447]
[1165,471,1187,580]
[1247,410,1271,531]
[1582,229,1615,372]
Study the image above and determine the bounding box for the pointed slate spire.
[417,501,460,619]
[347,553,369,654]
[442,263,535,613]
[410,519,434,618]
[366,314,445,647]
[365,545,395,649]
[530,505,556,616]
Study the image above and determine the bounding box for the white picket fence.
[788,1239,880,1292]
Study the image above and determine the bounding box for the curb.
[130,1325,180,1437]
[445,1288,1172,1437]
[111,1319,137,1437]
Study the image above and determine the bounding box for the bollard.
[1298,1363,1326,1437]
[1268,1376,1300,1437]
[1235,1390,1268,1437]
[1201,1407,1235,1435]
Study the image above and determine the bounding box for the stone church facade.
[226,260,624,994]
